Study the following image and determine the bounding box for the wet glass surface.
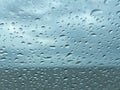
[0,0,120,89]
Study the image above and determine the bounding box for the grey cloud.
[0,0,120,68]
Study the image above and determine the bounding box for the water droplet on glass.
[116,11,120,16]
[90,9,103,16]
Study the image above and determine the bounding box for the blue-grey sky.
[0,0,120,68]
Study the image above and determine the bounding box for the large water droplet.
[90,9,103,16]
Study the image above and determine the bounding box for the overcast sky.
[0,0,120,68]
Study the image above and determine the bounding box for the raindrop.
[116,11,120,16]
[104,0,108,4]
[41,26,45,28]
[75,61,81,64]
[65,44,70,48]
[17,53,24,57]
[108,30,113,34]
[43,56,52,59]
[1,57,6,61]
[90,9,103,16]
[0,23,4,26]
[49,45,56,49]
[35,17,40,21]
[66,52,72,57]
[91,33,97,37]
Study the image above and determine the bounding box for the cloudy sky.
[0,0,120,68]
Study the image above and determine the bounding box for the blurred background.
[0,0,120,89]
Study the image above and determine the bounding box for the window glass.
[0,0,120,89]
